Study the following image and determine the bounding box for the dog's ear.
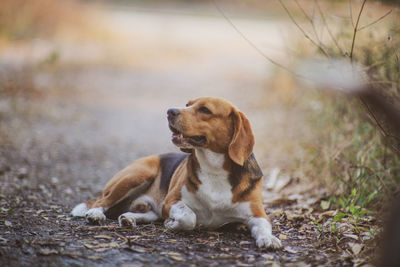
[228,109,255,166]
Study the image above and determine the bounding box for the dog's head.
[167,97,254,166]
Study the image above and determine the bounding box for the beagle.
[71,97,282,249]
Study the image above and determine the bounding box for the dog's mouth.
[169,125,207,147]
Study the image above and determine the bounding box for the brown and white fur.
[71,97,282,249]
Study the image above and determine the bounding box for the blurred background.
[0,0,399,237]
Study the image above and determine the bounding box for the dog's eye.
[198,106,212,114]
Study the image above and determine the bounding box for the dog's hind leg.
[72,156,161,224]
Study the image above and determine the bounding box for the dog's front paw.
[164,218,180,230]
[118,213,137,227]
[165,201,196,231]
[164,216,195,231]
[85,208,106,225]
[256,234,282,250]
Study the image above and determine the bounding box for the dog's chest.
[181,150,250,228]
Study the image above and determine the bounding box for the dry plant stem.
[350,0,367,62]
[348,0,355,28]
[358,9,392,32]
[294,0,323,48]
[349,165,392,195]
[359,95,400,155]
[277,0,330,58]
[212,0,302,78]
[315,0,344,55]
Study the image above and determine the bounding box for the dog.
[71,97,282,249]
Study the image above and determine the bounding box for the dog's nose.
[167,108,180,117]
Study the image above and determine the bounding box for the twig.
[350,0,367,62]
[212,0,303,78]
[349,165,395,194]
[348,0,355,28]
[114,233,128,244]
[359,96,400,155]
[358,9,392,31]
[277,0,330,58]
[294,0,320,41]
[315,0,344,55]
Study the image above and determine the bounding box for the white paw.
[164,218,180,230]
[165,201,196,231]
[118,213,137,227]
[71,203,88,217]
[256,234,282,250]
[85,207,106,224]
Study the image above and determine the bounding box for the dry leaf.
[284,247,298,254]
[320,200,330,210]
[272,209,284,216]
[279,234,287,240]
[170,256,184,261]
[261,254,274,260]
[348,242,363,255]
[38,248,58,255]
[84,242,119,249]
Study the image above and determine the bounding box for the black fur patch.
[239,176,262,199]
[228,153,263,196]
[159,153,188,193]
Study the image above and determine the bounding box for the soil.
[0,3,379,266]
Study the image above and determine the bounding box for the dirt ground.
[0,3,379,267]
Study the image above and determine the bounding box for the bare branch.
[294,0,325,51]
[277,0,330,58]
[350,0,367,62]
[315,0,344,55]
[212,0,303,78]
[358,9,392,31]
[349,0,355,28]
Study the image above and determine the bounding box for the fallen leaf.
[84,243,95,249]
[284,247,298,254]
[279,234,287,240]
[265,168,280,190]
[261,254,274,260]
[272,209,284,216]
[320,200,330,210]
[87,255,103,260]
[38,248,58,255]
[84,242,119,249]
[4,221,12,227]
[0,236,8,245]
[170,256,184,261]
[239,241,251,245]
[348,242,363,255]
[162,252,181,256]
